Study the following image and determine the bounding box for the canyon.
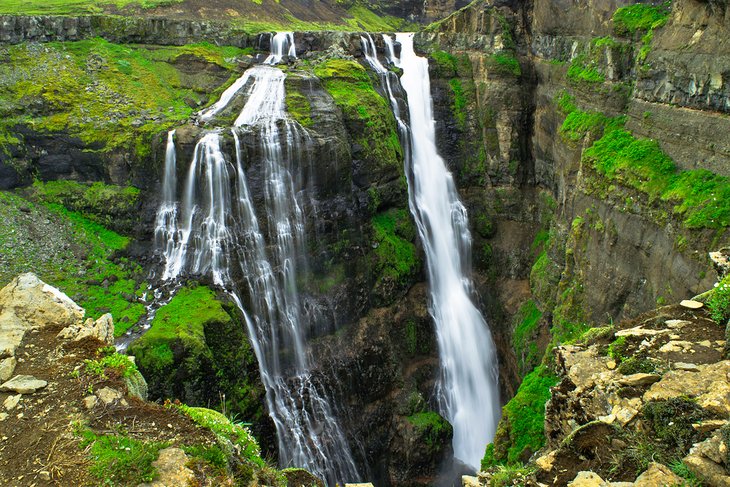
[0,0,729,485]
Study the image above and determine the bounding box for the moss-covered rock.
[128,284,265,427]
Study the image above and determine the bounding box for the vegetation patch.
[32,180,140,234]
[707,275,730,324]
[484,365,559,467]
[0,191,147,336]
[642,397,707,452]
[612,2,671,36]
[313,59,402,172]
[0,0,183,15]
[512,300,543,373]
[371,209,418,285]
[0,39,244,157]
[407,411,452,450]
[488,52,521,77]
[567,54,605,84]
[175,404,264,467]
[79,429,167,485]
[284,83,313,128]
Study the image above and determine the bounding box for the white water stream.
[383,33,501,471]
[153,32,360,484]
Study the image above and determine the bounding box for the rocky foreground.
[472,258,730,486]
[0,273,326,486]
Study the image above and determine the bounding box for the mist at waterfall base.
[151,30,499,483]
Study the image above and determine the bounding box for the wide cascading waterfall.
[384,33,501,470]
[152,33,360,484]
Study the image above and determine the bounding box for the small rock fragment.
[3,394,21,410]
[0,375,48,394]
[618,373,661,387]
[95,387,123,405]
[680,300,703,309]
[674,362,700,372]
[0,357,16,382]
[634,462,683,486]
[83,395,98,410]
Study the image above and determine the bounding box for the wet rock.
[0,375,48,394]
[634,462,683,486]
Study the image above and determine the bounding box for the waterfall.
[153,33,360,485]
[381,33,501,471]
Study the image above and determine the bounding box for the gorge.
[0,0,729,486]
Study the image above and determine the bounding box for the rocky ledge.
[0,273,319,486]
[472,254,730,487]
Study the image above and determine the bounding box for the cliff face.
[417,0,730,478]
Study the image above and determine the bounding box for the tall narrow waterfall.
[384,33,501,471]
[153,32,360,485]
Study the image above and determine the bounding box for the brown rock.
[634,462,683,486]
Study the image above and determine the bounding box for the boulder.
[95,386,123,405]
[0,273,84,330]
[57,313,114,345]
[0,375,48,394]
[634,462,683,486]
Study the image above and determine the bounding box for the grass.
[512,300,543,373]
[313,59,402,173]
[79,429,167,485]
[174,404,264,466]
[484,365,559,467]
[371,209,418,285]
[0,39,245,158]
[567,54,605,84]
[129,284,229,375]
[0,190,147,336]
[488,52,521,77]
[707,275,730,324]
[0,0,183,15]
[613,2,671,36]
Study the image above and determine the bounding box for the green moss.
[560,109,625,143]
[617,356,662,375]
[567,54,605,84]
[449,78,467,128]
[577,326,614,345]
[642,397,706,451]
[608,336,628,362]
[512,300,543,373]
[430,50,459,76]
[371,209,418,284]
[406,411,452,450]
[488,52,521,77]
[314,59,402,172]
[284,84,313,128]
[0,39,245,159]
[0,191,147,336]
[129,285,227,375]
[79,429,167,485]
[584,128,730,229]
[32,180,140,234]
[613,2,671,36]
[175,404,264,466]
[0,0,183,15]
[486,365,559,466]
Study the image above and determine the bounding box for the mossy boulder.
[128,284,265,427]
